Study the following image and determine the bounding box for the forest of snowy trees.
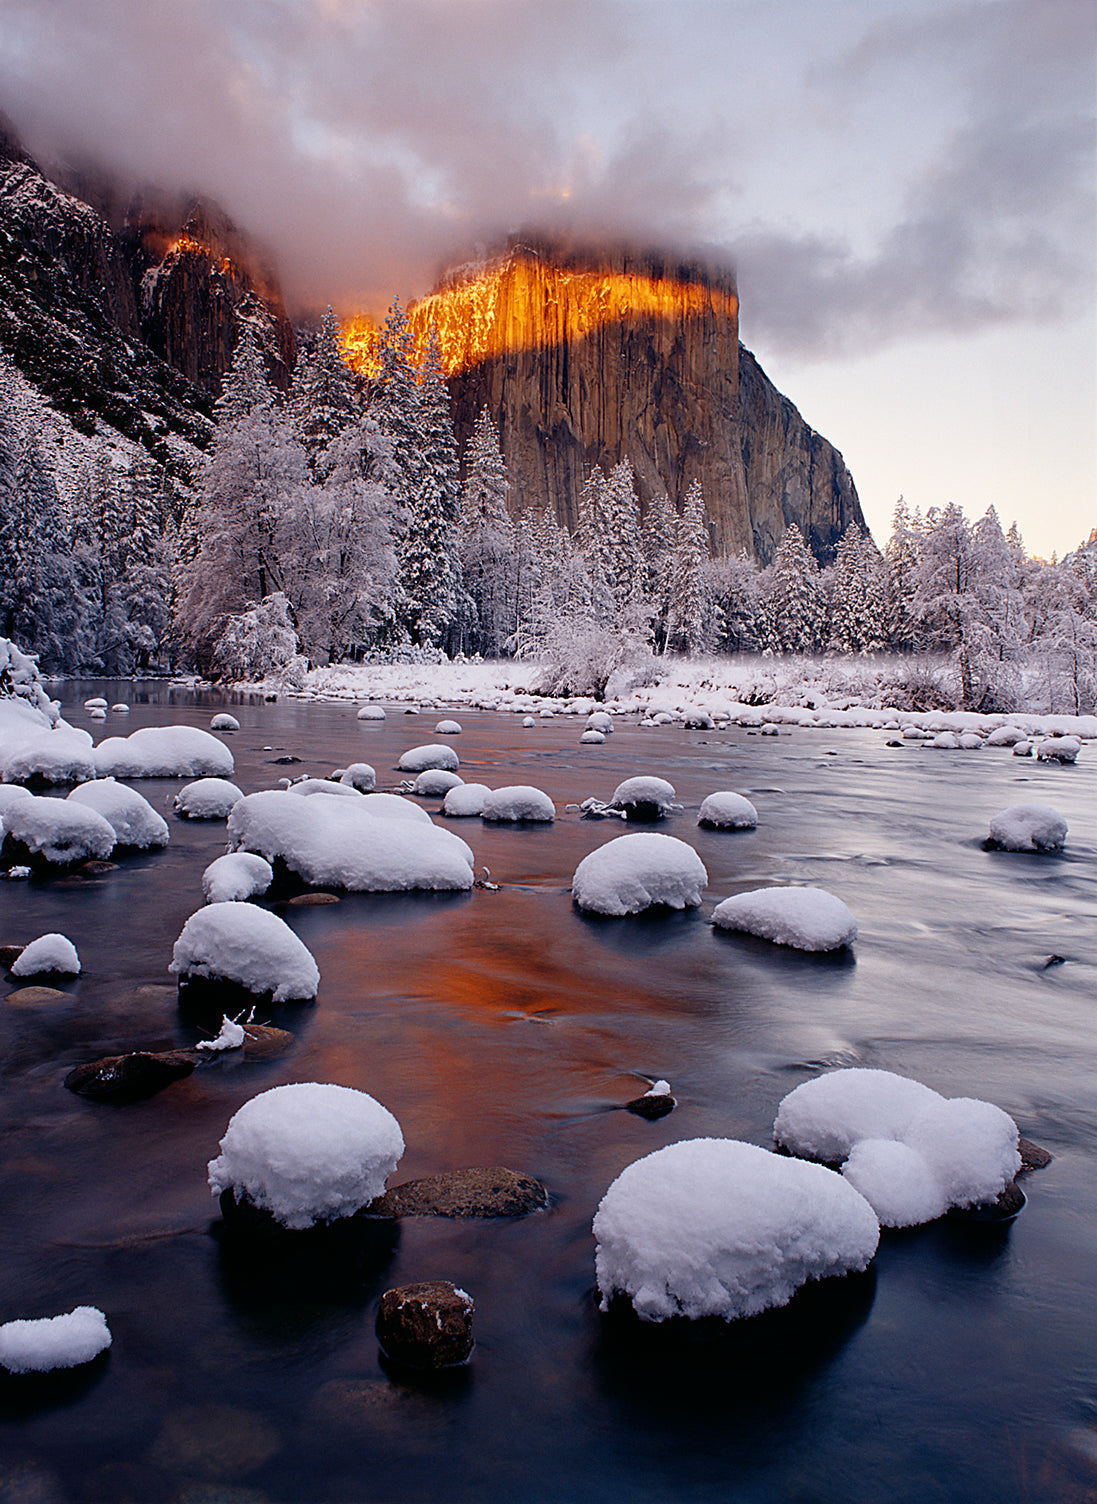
[1,308,1095,713]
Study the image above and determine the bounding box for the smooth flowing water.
[1,684,1095,1503]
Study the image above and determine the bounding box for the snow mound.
[83,699,108,712]
[202,852,274,904]
[338,762,376,792]
[442,782,491,817]
[1,794,115,866]
[110,705,129,714]
[357,705,386,721]
[985,726,1028,747]
[11,932,80,977]
[987,803,1067,852]
[397,743,459,773]
[481,785,555,823]
[712,886,856,951]
[0,1307,111,1373]
[573,833,707,916]
[435,719,462,734]
[593,1138,879,1321]
[0,698,96,785]
[522,716,536,728]
[94,725,235,779]
[170,902,320,1001]
[611,776,678,819]
[361,792,432,824]
[580,729,605,744]
[227,789,474,891]
[174,778,245,820]
[207,1081,404,1229]
[586,712,614,734]
[774,1069,1021,1226]
[1036,736,1080,763]
[0,784,33,814]
[698,792,758,829]
[286,777,362,798]
[67,778,169,849]
[210,713,240,732]
[928,731,960,749]
[414,768,464,797]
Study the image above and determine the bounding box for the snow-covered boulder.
[522,716,536,728]
[0,784,33,815]
[67,778,169,849]
[683,710,715,730]
[481,785,555,823]
[338,762,376,793]
[202,852,274,904]
[985,726,1028,747]
[442,782,491,817]
[958,732,984,751]
[1036,735,1080,763]
[83,698,108,712]
[397,743,460,774]
[0,794,115,867]
[586,712,614,734]
[0,1307,111,1373]
[610,776,678,821]
[210,713,240,732]
[414,768,464,797]
[94,725,235,779]
[0,697,96,785]
[357,705,386,721]
[207,1081,404,1229]
[227,789,474,891]
[173,778,245,820]
[573,833,707,916]
[286,777,363,798]
[170,902,320,1002]
[361,792,432,825]
[10,933,80,977]
[435,719,462,735]
[579,729,605,745]
[987,803,1068,853]
[698,792,758,830]
[712,886,856,952]
[110,704,129,714]
[774,1069,1022,1227]
[1012,740,1033,757]
[928,731,961,750]
[593,1138,879,1321]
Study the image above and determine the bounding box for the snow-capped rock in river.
[202,852,274,904]
[986,803,1068,853]
[207,1081,404,1229]
[610,776,678,821]
[67,778,169,849]
[170,901,320,1002]
[572,833,707,916]
[593,1137,879,1321]
[0,698,96,786]
[227,789,474,891]
[397,743,460,774]
[481,785,555,823]
[94,725,234,779]
[0,793,115,867]
[442,782,491,817]
[698,791,758,830]
[173,778,245,820]
[10,932,81,977]
[711,886,856,951]
[0,1307,112,1374]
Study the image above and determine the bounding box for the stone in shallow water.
[625,1092,676,1120]
[376,1282,474,1370]
[1018,1137,1053,1172]
[64,1050,196,1103]
[4,986,70,1006]
[368,1166,548,1218]
[0,943,26,968]
[148,1402,282,1480]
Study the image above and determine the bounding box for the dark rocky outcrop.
[376,1282,474,1370]
[369,1166,549,1219]
[64,1049,196,1103]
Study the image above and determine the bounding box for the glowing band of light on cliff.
[341,264,738,380]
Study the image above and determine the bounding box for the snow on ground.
[698,792,758,829]
[987,803,1068,853]
[67,778,169,849]
[227,789,475,891]
[573,833,708,916]
[773,1068,1022,1227]
[202,852,274,904]
[207,1081,404,1229]
[0,698,96,785]
[10,932,80,976]
[1,793,115,866]
[711,886,857,952]
[0,1307,112,1373]
[94,726,235,779]
[170,902,320,1002]
[593,1138,880,1321]
[174,778,245,820]
[481,785,555,822]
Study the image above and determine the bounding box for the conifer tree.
[765,523,825,652]
[459,406,515,655]
[666,480,717,654]
[290,306,361,474]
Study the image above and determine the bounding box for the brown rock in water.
[950,1180,1027,1223]
[4,986,70,1006]
[64,1050,196,1103]
[625,1092,676,1120]
[369,1166,548,1219]
[0,943,26,969]
[238,1022,295,1061]
[376,1282,474,1370]
[283,892,340,907]
[1018,1137,1054,1172]
[148,1401,281,1480]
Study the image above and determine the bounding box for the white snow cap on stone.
[580,729,605,744]
[522,716,536,728]
[698,792,758,829]
[360,792,432,824]
[174,778,245,820]
[611,776,677,816]
[774,1069,1022,1227]
[357,705,386,721]
[442,782,491,817]
[170,902,320,1002]
[0,1307,111,1373]
[397,743,460,773]
[210,713,240,732]
[227,789,473,891]
[84,698,108,711]
[287,777,363,798]
[202,852,274,904]
[196,1015,247,1051]
[94,725,235,779]
[338,762,376,792]
[586,711,614,734]
[1,794,115,865]
[573,833,708,916]
[11,932,81,977]
[414,768,464,797]
[987,803,1067,852]
[1036,735,1080,763]
[0,784,33,814]
[207,1081,405,1229]
[0,698,97,786]
[712,886,856,951]
[67,778,169,849]
[593,1138,879,1321]
[985,726,1028,747]
[435,719,462,734]
[481,785,555,823]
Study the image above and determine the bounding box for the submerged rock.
[64,1050,196,1103]
[369,1166,548,1219]
[625,1091,676,1120]
[1018,1137,1053,1172]
[4,986,71,1006]
[376,1281,474,1370]
[0,943,26,968]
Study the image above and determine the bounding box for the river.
[1,682,1095,1503]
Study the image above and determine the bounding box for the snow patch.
[712,886,856,951]
[573,833,707,916]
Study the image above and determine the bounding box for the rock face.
[408,236,865,564]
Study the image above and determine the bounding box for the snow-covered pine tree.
[458,406,516,656]
[665,480,717,654]
[711,549,765,653]
[641,487,677,649]
[765,523,825,653]
[912,502,987,708]
[829,522,887,655]
[290,306,361,475]
[0,401,77,671]
[1025,550,1097,713]
[884,496,923,651]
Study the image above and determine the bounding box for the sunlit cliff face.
[340,247,738,379]
[161,235,236,277]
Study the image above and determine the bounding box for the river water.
[1,683,1095,1503]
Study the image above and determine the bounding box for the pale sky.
[1,0,1093,557]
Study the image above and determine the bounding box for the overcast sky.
[1,0,1093,556]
